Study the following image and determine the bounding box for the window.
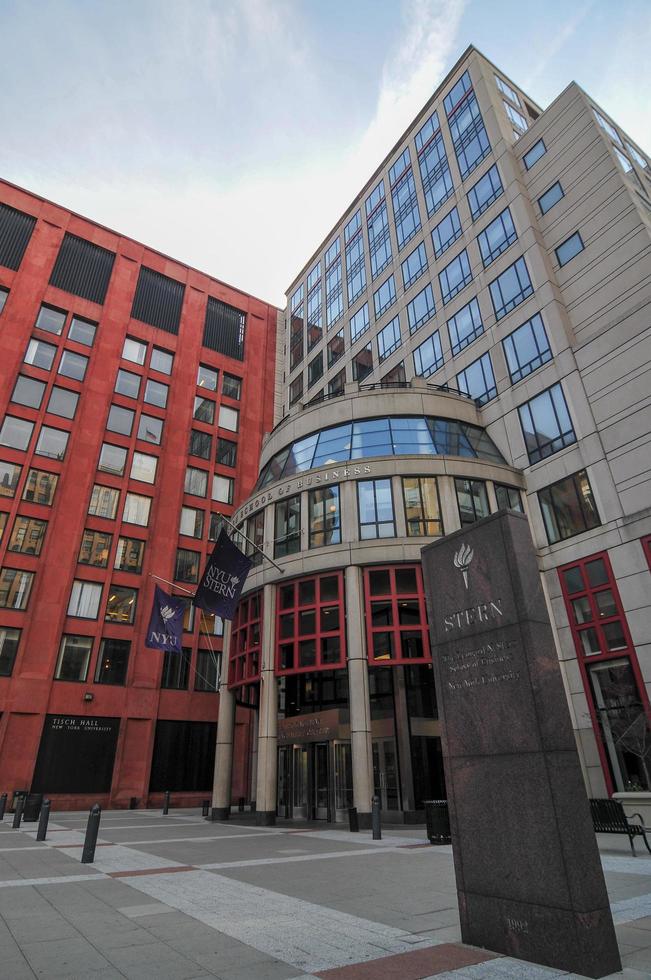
[276,572,346,675]
[588,658,651,793]
[228,591,262,686]
[439,249,472,304]
[68,580,102,618]
[161,648,190,690]
[432,207,462,257]
[189,429,212,460]
[11,375,46,409]
[402,477,442,536]
[407,284,436,334]
[55,635,92,682]
[216,438,237,468]
[467,164,503,220]
[366,181,392,278]
[137,414,163,445]
[345,214,366,305]
[105,586,137,624]
[289,375,303,406]
[185,466,208,497]
[144,379,168,408]
[24,338,56,370]
[78,529,112,567]
[115,369,141,399]
[556,232,584,267]
[222,374,241,400]
[107,404,134,436]
[413,330,443,378]
[274,494,301,557]
[593,109,622,146]
[58,350,88,381]
[0,627,20,677]
[197,364,218,390]
[7,516,47,555]
[538,182,564,214]
[455,478,490,525]
[308,352,323,389]
[68,317,97,346]
[390,149,421,248]
[290,307,304,370]
[193,396,214,424]
[539,470,600,544]
[245,511,264,565]
[327,330,344,368]
[98,442,127,476]
[494,484,523,512]
[495,75,521,106]
[130,452,157,484]
[377,316,401,362]
[212,475,234,504]
[35,426,68,460]
[373,275,396,319]
[325,241,344,326]
[477,207,517,266]
[364,565,431,665]
[559,553,632,663]
[123,493,152,526]
[0,287,8,316]
[489,256,533,319]
[46,386,78,419]
[502,312,552,383]
[0,461,22,498]
[625,142,648,169]
[88,484,119,519]
[0,568,34,609]
[352,345,373,382]
[358,478,395,539]
[151,347,173,374]
[309,486,341,548]
[35,304,66,335]
[0,415,34,451]
[523,139,546,170]
[95,638,131,685]
[456,352,497,405]
[195,649,219,691]
[518,384,576,463]
[114,537,144,574]
[447,297,483,355]
[445,73,491,179]
[504,102,528,132]
[122,337,147,364]
[401,242,428,290]
[350,304,370,342]
[218,405,239,432]
[415,110,454,217]
[175,548,201,583]
[0,512,6,543]
[180,506,204,538]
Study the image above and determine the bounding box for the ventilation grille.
[49,233,116,304]
[131,266,185,335]
[203,296,246,360]
[0,203,36,271]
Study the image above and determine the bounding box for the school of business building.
[1,45,650,821]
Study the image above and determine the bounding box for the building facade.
[212,46,651,825]
[0,179,279,809]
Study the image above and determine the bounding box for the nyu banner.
[145,585,186,651]
[193,529,252,620]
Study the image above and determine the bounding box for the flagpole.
[216,512,285,574]
[148,573,196,596]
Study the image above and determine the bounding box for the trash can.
[424,800,451,844]
[10,789,28,814]
[23,793,43,822]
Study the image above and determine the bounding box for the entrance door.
[334,741,353,822]
[313,742,329,820]
[292,745,308,819]
[277,745,291,818]
[373,738,401,811]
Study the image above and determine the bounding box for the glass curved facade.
[256,415,505,488]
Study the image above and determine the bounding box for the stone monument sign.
[421,510,620,978]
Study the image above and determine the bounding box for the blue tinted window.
[523,139,546,170]
[489,257,533,320]
[324,238,340,265]
[377,316,401,362]
[444,71,472,116]
[432,207,462,257]
[518,384,576,464]
[344,211,361,243]
[416,121,454,216]
[556,232,584,267]
[538,182,564,215]
[401,242,428,290]
[351,419,392,459]
[439,249,472,304]
[406,284,436,334]
[447,85,491,180]
[456,352,497,405]
[350,303,370,342]
[345,224,366,305]
[307,262,321,290]
[367,197,392,279]
[467,164,503,220]
[358,479,395,539]
[447,297,483,355]
[391,159,421,250]
[415,110,440,152]
[307,282,322,332]
[477,207,517,266]
[373,276,396,319]
[503,313,552,383]
[413,331,443,378]
[290,285,303,311]
[325,250,343,328]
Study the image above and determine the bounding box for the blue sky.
[1,0,649,306]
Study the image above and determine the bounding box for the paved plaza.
[0,807,650,979]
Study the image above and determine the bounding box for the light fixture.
[83,692,94,702]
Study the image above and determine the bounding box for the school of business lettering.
[236,464,373,520]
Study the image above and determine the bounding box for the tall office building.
[212,46,651,825]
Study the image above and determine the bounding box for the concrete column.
[255,582,278,825]
[249,709,259,809]
[211,621,235,820]
[345,564,374,828]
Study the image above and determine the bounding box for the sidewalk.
[0,807,650,979]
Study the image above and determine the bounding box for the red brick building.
[0,178,279,810]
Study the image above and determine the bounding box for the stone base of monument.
[421,511,621,979]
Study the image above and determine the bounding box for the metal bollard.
[0,793,7,820]
[163,790,170,815]
[348,807,359,833]
[238,797,245,812]
[36,799,51,842]
[12,796,24,829]
[371,795,382,841]
[202,799,210,818]
[81,804,102,863]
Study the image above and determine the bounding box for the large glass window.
[197,364,218,390]
[24,338,56,370]
[137,414,163,445]
[560,554,630,660]
[477,207,517,266]
[364,565,431,665]
[307,352,323,389]
[95,638,130,685]
[413,330,443,378]
[195,649,219,691]
[212,475,234,504]
[98,442,127,476]
[504,102,528,133]
[401,242,427,291]
[588,659,651,792]
[447,297,483,355]
[21,468,56,505]
[114,537,145,574]
[593,108,622,146]
[495,75,521,106]
[161,648,190,690]
[105,585,137,624]
[216,438,237,468]
[123,493,152,526]
[402,477,442,536]
[538,181,564,215]
[366,181,392,279]
[456,351,497,405]
[175,548,200,584]
[222,374,242,400]
[556,232,584,267]
[467,164,503,220]
[58,350,88,381]
[144,379,168,408]
[523,139,546,170]
[218,405,239,432]
[122,337,147,364]
[229,591,262,686]
[0,461,22,499]
[489,256,533,320]
[55,635,92,682]
[406,283,436,334]
[35,426,68,460]
[377,316,401,363]
[0,627,21,676]
[78,529,112,567]
[502,312,552,383]
[193,396,215,424]
[185,466,208,498]
[0,569,34,610]
[308,486,340,548]
[130,452,157,484]
[352,344,373,382]
[189,429,212,460]
[274,495,301,557]
[325,240,344,327]
[180,506,204,539]
[0,415,34,451]
[327,330,345,369]
[107,404,134,436]
[35,304,66,335]
[115,369,141,399]
[350,303,370,342]
[432,207,462,257]
[439,249,472,304]
[357,478,395,539]
[289,375,303,406]
[445,72,491,179]
[345,214,366,306]
[390,149,421,249]
[47,386,78,419]
[7,516,47,555]
[415,110,454,216]
[455,478,490,525]
[276,573,345,674]
[494,484,524,512]
[518,384,576,463]
[539,470,600,544]
[68,580,102,618]
[150,347,173,374]
[373,275,396,320]
[11,375,46,409]
[88,484,119,519]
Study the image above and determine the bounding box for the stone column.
[249,708,259,810]
[345,565,374,829]
[255,582,278,825]
[211,621,235,820]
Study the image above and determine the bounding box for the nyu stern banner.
[145,585,186,651]
[193,529,252,620]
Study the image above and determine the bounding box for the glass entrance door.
[373,738,401,810]
[277,745,291,818]
[313,741,329,820]
[334,741,353,821]
[292,745,308,819]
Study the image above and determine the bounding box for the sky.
[1,0,650,307]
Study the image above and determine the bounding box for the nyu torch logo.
[453,543,474,589]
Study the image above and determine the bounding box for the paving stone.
[20,935,115,977]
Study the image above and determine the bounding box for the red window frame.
[364,564,431,666]
[228,590,262,689]
[275,571,346,676]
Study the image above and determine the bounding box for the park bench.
[590,798,651,856]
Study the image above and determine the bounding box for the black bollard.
[81,804,101,863]
[12,796,24,829]
[348,807,359,833]
[371,795,382,841]
[36,799,51,842]
[0,793,7,820]
[163,790,170,815]
[202,799,210,818]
